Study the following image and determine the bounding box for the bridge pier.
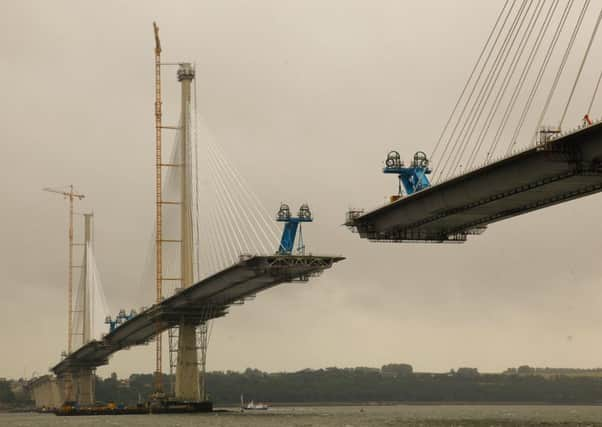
[72,368,95,405]
[29,375,64,409]
[56,372,73,403]
[53,368,95,406]
[175,322,200,401]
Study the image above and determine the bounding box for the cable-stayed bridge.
[30,1,602,413]
[48,254,341,394]
[347,0,602,243]
[30,24,343,412]
[347,121,602,242]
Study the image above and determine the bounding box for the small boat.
[240,394,269,411]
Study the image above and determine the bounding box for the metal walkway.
[52,254,343,375]
[346,121,602,242]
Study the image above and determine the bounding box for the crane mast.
[153,21,164,395]
[43,185,85,354]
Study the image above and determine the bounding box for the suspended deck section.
[51,254,343,375]
[347,122,602,242]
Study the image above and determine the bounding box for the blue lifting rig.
[383,151,432,199]
[276,203,313,255]
[105,309,138,333]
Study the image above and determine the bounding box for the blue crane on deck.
[276,203,313,255]
[383,150,432,202]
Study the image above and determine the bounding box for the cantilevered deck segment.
[346,121,602,242]
[52,254,343,375]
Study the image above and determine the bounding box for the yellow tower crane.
[153,21,165,396]
[43,185,85,354]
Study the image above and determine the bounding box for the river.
[2,404,602,426]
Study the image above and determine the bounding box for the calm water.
[2,405,602,426]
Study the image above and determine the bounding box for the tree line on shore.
[3,364,602,407]
[95,365,602,405]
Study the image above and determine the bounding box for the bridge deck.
[52,254,343,375]
[347,121,602,242]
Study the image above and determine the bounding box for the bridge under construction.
[44,254,341,409]
[30,23,343,412]
[347,0,602,243]
[346,121,602,242]
[29,0,602,414]
[52,254,341,375]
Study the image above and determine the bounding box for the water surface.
[2,405,602,426]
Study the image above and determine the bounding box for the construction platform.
[51,254,343,375]
[346,121,602,242]
[54,400,214,415]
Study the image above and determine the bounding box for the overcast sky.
[2,0,602,380]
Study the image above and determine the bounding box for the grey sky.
[2,0,602,379]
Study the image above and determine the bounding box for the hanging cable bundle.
[434,0,521,181]
[440,0,534,180]
[506,0,575,153]
[463,0,547,170]
[483,0,561,163]
[429,0,602,182]
[559,5,602,128]
[431,0,513,165]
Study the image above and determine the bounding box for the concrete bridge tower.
[74,213,95,405]
[174,63,201,402]
[64,213,96,405]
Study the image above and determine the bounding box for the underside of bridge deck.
[50,254,343,376]
[347,122,602,242]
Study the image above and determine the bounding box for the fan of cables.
[430,0,602,183]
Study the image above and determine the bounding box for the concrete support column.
[175,322,200,401]
[57,372,72,403]
[30,376,63,409]
[74,368,95,405]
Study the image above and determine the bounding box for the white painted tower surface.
[174,63,201,402]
